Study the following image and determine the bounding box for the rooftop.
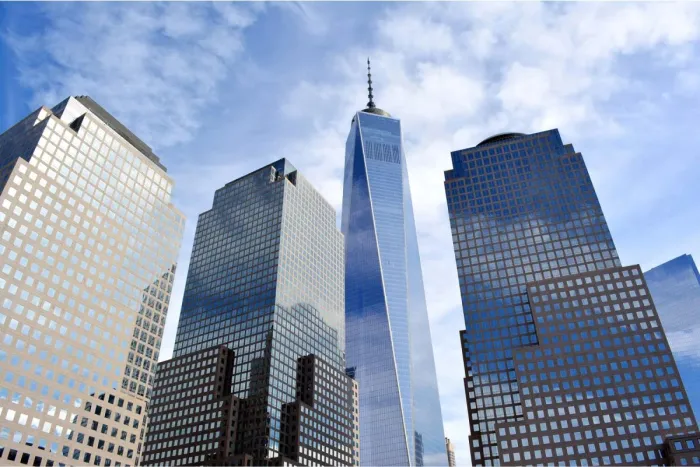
[476,132,526,148]
[74,96,166,172]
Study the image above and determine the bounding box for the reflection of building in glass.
[414,432,424,466]
[148,160,358,465]
[445,437,456,467]
[0,96,185,466]
[341,61,446,466]
[445,130,699,466]
[645,254,700,420]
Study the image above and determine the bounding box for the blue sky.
[2,2,700,464]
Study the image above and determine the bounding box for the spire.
[353,57,391,122]
[367,57,376,109]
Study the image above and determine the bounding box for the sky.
[2,2,700,465]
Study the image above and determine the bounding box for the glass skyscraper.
[168,159,358,465]
[445,130,698,465]
[645,254,700,420]
[0,96,185,466]
[342,63,446,466]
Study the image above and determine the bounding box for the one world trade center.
[341,60,447,466]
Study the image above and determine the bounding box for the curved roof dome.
[476,132,526,147]
[361,107,391,118]
[352,107,392,124]
[363,107,391,117]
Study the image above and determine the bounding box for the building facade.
[445,437,456,467]
[144,346,359,467]
[0,96,185,466]
[444,130,698,465]
[142,345,245,466]
[157,159,358,465]
[341,64,446,466]
[280,355,360,466]
[645,254,700,421]
[664,434,700,466]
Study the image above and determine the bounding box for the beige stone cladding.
[0,97,185,466]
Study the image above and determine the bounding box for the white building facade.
[0,96,185,466]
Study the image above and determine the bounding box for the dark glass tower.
[342,60,446,466]
[645,254,700,420]
[444,130,698,466]
[162,159,359,465]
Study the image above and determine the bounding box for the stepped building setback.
[445,130,698,466]
[144,160,359,466]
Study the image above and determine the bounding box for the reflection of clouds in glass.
[645,254,700,364]
[405,144,446,466]
[178,160,344,349]
[343,111,446,466]
[446,130,622,465]
[667,328,700,365]
[169,159,352,462]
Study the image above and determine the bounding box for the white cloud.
[5,2,261,147]
[392,63,486,127]
[378,13,455,58]
[213,2,262,29]
[276,2,330,36]
[676,70,700,95]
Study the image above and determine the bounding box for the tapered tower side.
[342,62,447,466]
[645,255,700,421]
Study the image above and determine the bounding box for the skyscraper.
[158,159,358,465]
[0,96,185,466]
[645,254,700,419]
[143,345,247,466]
[445,130,698,465]
[342,60,446,466]
[445,437,456,467]
[143,343,360,466]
